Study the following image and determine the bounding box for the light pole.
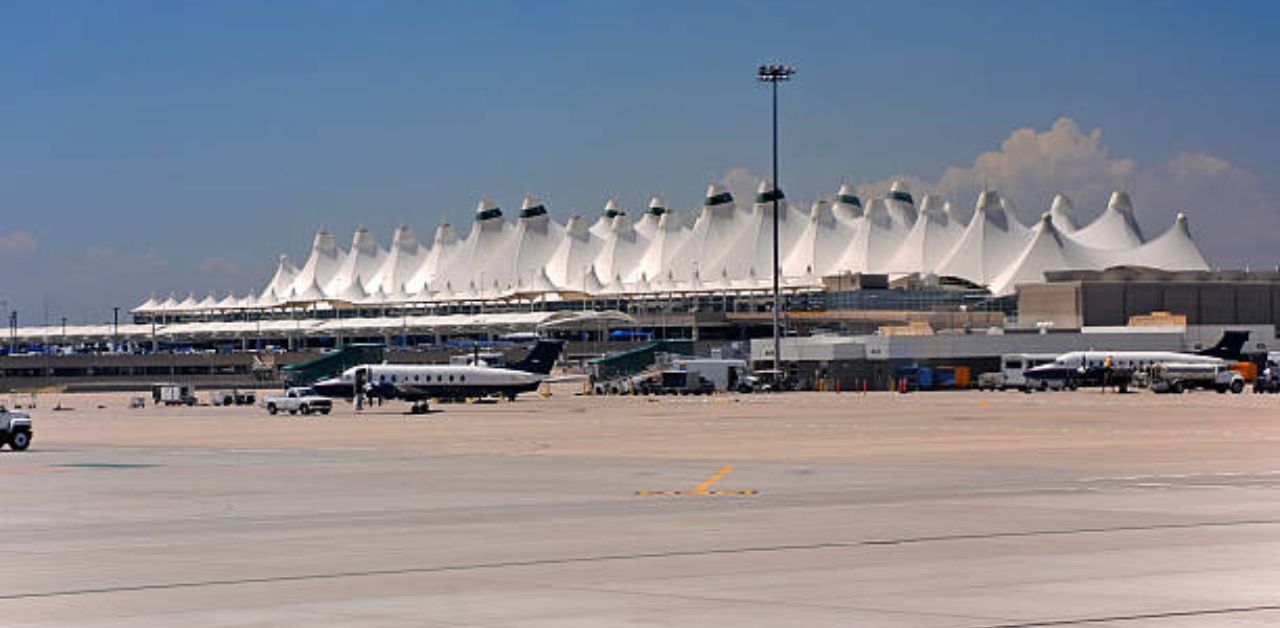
[757,63,795,379]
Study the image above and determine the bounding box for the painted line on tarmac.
[689,465,734,495]
[635,465,757,497]
[4,518,1278,602]
[967,603,1280,627]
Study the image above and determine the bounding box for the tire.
[1170,381,1184,394]
[267,403,278,415]
[320,408,330,415]
[1231,379,1245,394]
[288,408,297,415]
[299,404,311,415]
[9,430,30,451]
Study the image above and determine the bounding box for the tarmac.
[3,387,1280,627]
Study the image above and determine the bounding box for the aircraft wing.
[542,374,588,383]
[389,383,432,401]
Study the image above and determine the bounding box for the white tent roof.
[841,197,910,273]
[935,190,1032,286]
[325,228,386,297]
[437,198,514,291]
[1073,191,1145,249]
[288,231,343,298]
[174,293,199,312]
[833,183,864,220]
[226,186,1214,304]
[406,223,460,293]
[261,254,299,300]
[716,178,803,279]
[633,196,667,239]
[334,276,369,304]
[582,265,605,294]
[545,215,603,289]
[254,289,280,309]
[1049,194,1079,232]
[989,213,1079,296]
[1111,212,1209,271]
[132,293,161,314]
[590,198,625,238]
[885,180,919,228]
[154,293,180,313]
[666,183,742,280]
[215,293,241,310]
[507,194,563,287]
[192,295,217,314]
[596,213,650,283]
[289,278,328,304]
[632,210,689,282]
[884,192,965,275]
[367,226,425,295]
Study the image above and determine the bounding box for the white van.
[999,353,1059,390]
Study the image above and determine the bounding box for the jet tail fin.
[509,340,566,375]
[1197,330,1249,361]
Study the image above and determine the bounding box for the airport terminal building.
[3,182,1276,389]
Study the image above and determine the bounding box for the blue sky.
[1,1,1277,322]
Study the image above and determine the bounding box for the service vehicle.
[209,389,257,406]
[668,358,755,393]
[0,403,33,451]
[657,369,716,395]
[1255,353,1280,393]
[262,387,333,415]
[1150,362,1246,394]
[152,383,198,406]
[999,353,1058,390]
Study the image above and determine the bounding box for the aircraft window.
[449,375,455,382]
[437,375,443,382]
[380,375,387,383]
[391,375,397,383]
[460,375,466,382]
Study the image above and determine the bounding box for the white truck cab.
[0,404,33,451]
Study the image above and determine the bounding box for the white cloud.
[0,230,38,256]
[857,117,1276,268]
[1132,152,1276,267]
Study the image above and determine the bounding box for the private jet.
[1023,331,1248,391]
[312,339,566,412]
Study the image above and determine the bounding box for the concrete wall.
[1021,280,1280,331]
[1016,283,1081,328]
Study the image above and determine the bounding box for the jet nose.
[312,379,354,399]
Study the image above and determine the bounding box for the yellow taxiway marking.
[635,465,757,497]
[689,465,734,495]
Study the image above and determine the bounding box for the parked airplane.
[311,339,566,411]
[1023,331,1248,391]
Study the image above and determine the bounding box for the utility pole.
[756,63,796,380]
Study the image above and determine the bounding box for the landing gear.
[409,400,430,415]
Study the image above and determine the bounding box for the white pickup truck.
[1,404,33,451]
[262,387,333,416]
